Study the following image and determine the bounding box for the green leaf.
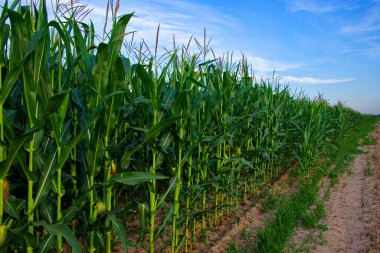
[111,172,168,185]
[86,121,105,177]
[0,131,35,179]
[156,53,175,89]
[48,20,72,83]
[56,130,86,170]
[143,116,180,146]
[198,58,217,67]
[154,205,174,240]
[73,22,92,80]
[0,139,6,148]
[7,9,32,67]
[108,13,133,66]
[186,76,207,89]
[108,212,127,252]
[59,191,87,223]
[18,152,37,182]
[156,176,178,209]
[24,232,38,249]
[44,92,69,117]
[121,116,180,168]
[33,220,81,253]
[40,201,54,224]
[138,202,147,240]
[135,64,156,108]
[223,157,254,169]
[60,206,81,224]
[33,150,57,209]
[105,56,125,136]
[4,196,26,219]
[33,1,50,86]
[0,64,23,106]
[91,42,109,109]
[38,235,54,253]
[96,231,105,249]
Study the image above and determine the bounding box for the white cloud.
[286,0,353,13]
[341,4,380,34]
[281,76,355,84]
[339,2,380,57]
[67,0,239,53]
[246,56,300,72]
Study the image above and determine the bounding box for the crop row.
[0,1,371,252]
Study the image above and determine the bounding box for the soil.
[288,122,380,253]
[193,173,297,252]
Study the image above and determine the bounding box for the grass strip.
[253,117,379,253]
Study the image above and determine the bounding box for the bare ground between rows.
[288,122,380,253]
[123,171,298,253]
[194,173,299,253]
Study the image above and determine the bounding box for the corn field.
[0,1,371,252]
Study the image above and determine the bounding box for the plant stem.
[214,144,222,225]
[0,179,3,225]
[0,67,4,226]
[105,158,112,253]
[27,136,35,253]
[149,109,158,253]
[89,175,95,253]
[57,146,62,252]
[104,132,112,253]
[201,153,208,231]
[185,119,193,252]
[171,115,183,253]
[71,109,78,253]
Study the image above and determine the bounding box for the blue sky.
[6,0,380,114]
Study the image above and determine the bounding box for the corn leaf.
[33,150,57,209]
[154,205,174,240]
[38,235,54,253]
[86,120,105,177]
[4,196,25,219]
[33,220,81,253]
[44,92,69,117]
[121,116,180,168]
[0,131,35,179]
[156,176,178,209]
[111,172,168,185]
[108,212,127,252]
[108,13,133,66]
[0,64,23,106]
[138,202,147,240]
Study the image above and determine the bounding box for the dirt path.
[289,122,380,253]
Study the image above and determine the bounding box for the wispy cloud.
[286,0,353,13]
[246,56,300,73]
[341,3,380,34]
[339,1,380,57]
[281,76,355,85]
[59,0,241,53]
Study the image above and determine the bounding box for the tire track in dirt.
[289,122,380,253]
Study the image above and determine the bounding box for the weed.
[227,238,238,253]
[301,202,326,228]
[365,163,373,176]
[240,228,252,241]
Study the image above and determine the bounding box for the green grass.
[261,190,285,212]
[252,117,378,252]
[300,202,326,229]
[254,177,320,252]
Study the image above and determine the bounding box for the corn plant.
[0,1,373,252]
